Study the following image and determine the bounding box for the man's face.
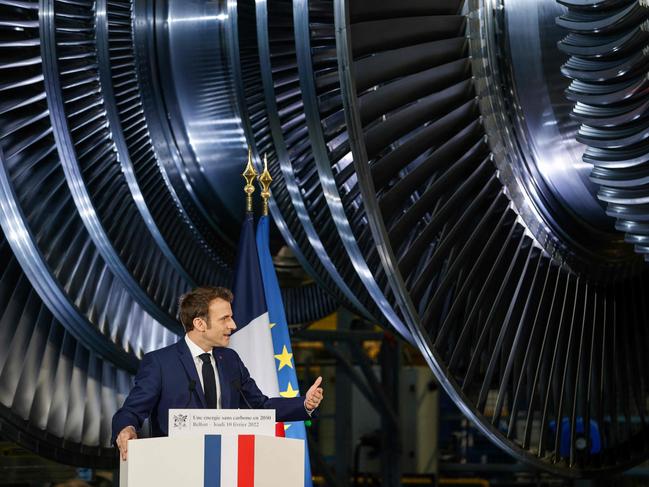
[200,298,237,347]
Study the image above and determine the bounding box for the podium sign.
[120,434,304,487]
[168,409,275,437]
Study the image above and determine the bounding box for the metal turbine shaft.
[0,0,647,477]
[0,0,336,466]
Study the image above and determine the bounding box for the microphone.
[231,379,253,409]
[184,380,196,408]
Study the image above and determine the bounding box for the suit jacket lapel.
[213,348,231,409]
[176,339,207,408]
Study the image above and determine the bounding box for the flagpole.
[243,148,258,213]
[258,153,272,217]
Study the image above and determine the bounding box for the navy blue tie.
[199,353,217,409]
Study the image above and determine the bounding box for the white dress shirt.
[184,335,222,408]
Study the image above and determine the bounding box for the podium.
[120,434,305,487]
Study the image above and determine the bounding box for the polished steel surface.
[293,0,412,341]
[254,0,374,318]
[331,0,648,475]
[471,0,638,273]
[0,0,334,466]
[332,0,416,341]
[95,0,196,289]
[132,0,235,266]
[40,0,185,330]
[555,0,649,262]
[158,0,246,242]
[0,0,648,476]
[505,0,607,229]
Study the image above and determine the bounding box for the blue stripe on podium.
[204,435,222,487]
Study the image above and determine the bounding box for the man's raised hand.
[304,376,324,411]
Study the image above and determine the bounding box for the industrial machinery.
[0,0,647,476]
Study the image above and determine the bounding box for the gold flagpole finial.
[243,148,258,213]
[258,153,272,216]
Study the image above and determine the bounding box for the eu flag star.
[279,382,299,398]
[274,345,294,370]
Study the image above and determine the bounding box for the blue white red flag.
[203,434,304,486]
[229,213,279,398]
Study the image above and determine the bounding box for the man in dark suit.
[112,287,324,460]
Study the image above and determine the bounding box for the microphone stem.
[240,389,253,409]
[234,381,253,409]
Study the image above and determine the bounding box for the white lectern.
[120,434,305,487]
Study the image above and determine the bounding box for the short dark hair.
[178,287,233,332]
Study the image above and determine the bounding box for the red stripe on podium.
[237,435,255,487]
[275,422,285,438]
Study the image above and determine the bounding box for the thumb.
[309,376,322,392]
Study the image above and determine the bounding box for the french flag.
[229,213,280,399]
[204,434,304,486]
[122,434,303,487]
